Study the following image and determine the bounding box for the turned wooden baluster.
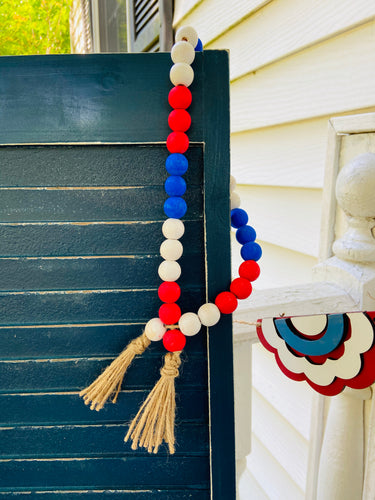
[315,152,375,499]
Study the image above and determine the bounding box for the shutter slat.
[135,1,159,36]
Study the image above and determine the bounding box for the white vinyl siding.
[174,1,375,498]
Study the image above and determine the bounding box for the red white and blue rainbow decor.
[257,312,375,396]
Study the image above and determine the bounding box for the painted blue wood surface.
[0,354,208,392]
[0,145,202,187]
[0,221,204,257]
[0,423,209,457]
[0,323,207,359]
[0,492,210,499]
[0,51,234,498]
[0,391,208,425]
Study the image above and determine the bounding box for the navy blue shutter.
[0,51,235,499]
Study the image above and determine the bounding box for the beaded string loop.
[80,25,262,455]
[144,26,262,349]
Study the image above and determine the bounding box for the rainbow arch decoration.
[257,312,375,396]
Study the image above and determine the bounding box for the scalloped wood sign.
[257,312,375,396]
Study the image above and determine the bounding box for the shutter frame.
[127,0,173,52]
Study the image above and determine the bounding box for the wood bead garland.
[145,318,166,341]
[162,218,185,239]
[179,312,202,336]
[158,260,181,281]
[168,86,192,109]
[80,26,262,456]
[198,303,221,327]
[160,239,183,260]
[171,41,195,65]
[170,63,194,87]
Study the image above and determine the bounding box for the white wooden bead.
[170,63,194,87]
[158,260,181,281]
[175,26,199,48]
[145,318,166,341]
[230,191,241,209]
[160,239,183,260]
[230,175,237,192]
[171,41,195,65]
[162,218,185,240]
[179,312,202,336]
[198,303,221,327]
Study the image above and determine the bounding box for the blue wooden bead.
[236,225,256,244]
[166,153,188,175]
[231,208,248,228]
[195,38,203,51]
[240,242,262,261]
[164,196,187,218]
[165,175,187,196]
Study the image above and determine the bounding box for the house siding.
[174,1,375,498]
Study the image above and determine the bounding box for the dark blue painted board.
[0,220,204,257]
[0,323,207,359]
[0,492,210,499]
[0,145,202,187]
[0,289,205,325]
[0,391,208,426]
[0,187,203,223]
[0,255,204,291]
[0,355,208,392]
[0,457,210,489]
[0,423,209,458]
[0,54,203,144]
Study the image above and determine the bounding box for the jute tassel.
[125,351,181,454]
[79,332,151,411]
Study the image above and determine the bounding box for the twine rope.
[125,351,181,454]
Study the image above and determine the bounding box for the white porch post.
[314,152,375,499]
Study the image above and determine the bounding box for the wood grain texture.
[0,492,210,499]
[0,391,208,426]
[230,21,375,132]
[0,457,210,490]
[207,0,375,80]
[0,423,209,458]
[0,186,203,222]
[0,54,203,144]
[0,323,208,359]
[0,355,208,392]
[0,145,202,187]
[0,289,205,325]
[202,51,236,499]
[0,221,204,257]
[0,255,204,291]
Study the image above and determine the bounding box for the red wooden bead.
[159,303,181,325]
[163,329,186,352]
[239,260,260,281]
[158,281,181,303]
[168,109,191,132]
[215,291,238,314]
[166,132,189,153]
[168,85,192,109]
[230,277,252,299]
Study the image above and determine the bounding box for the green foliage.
[0,0,72,55]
